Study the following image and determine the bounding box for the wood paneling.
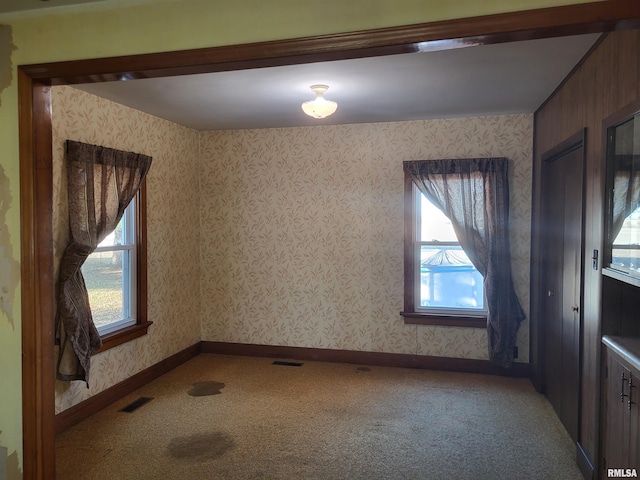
[533,28,640,478]
[19,2,640,478]
[601,275,640,338]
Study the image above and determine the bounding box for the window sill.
[400,312,486,328]
[93,321,153,355]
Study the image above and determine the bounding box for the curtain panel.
[56,140,152,383]
[403,158,525,367]
[611,154,640,240]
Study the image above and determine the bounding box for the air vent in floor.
[272,361,303,367]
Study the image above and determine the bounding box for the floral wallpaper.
[199,115,533,362]
[53,85,532,412]
[52,86,202,413]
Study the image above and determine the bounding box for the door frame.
[18,3,640,479]
[538,129,587,440]
[536,128,587,392]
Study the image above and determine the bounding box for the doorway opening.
[18,4,640,478]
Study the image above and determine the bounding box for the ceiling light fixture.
[301,84,338,119]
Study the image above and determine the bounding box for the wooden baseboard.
[200,341,530,377]
[576,442,595,480]
[55,343,200,434]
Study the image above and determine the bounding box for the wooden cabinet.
[601,336,640,477]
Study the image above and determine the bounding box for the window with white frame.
[81,199,137,336]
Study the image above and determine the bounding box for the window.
[603,109,640,284]
[402,173,486,327]
[82,186,150,352]
[83,200,136,335]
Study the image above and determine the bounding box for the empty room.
[2,1,640,479]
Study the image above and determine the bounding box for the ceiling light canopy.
[301,84,338,119]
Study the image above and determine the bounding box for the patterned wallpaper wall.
[52,86,202,413]
[199,115,533,362]
[53,85,532,413]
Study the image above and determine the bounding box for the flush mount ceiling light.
[301,84,338,119]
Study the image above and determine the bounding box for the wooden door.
[540,141,584,442]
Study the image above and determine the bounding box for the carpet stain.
[356,367,371,373]
[188,381,225,396]
[168,432,235,461]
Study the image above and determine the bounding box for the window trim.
[93,180,152,354]
[400,171,486,328]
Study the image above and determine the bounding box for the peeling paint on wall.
[0,25,16,108]
[0,445,5,480]
[0,165,19,327]
[0,432,22,480]
[6,451,21,480]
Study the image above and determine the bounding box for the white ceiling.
[73,33,600,131]
[5,1,600,131]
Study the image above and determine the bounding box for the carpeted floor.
[56,354,584,480]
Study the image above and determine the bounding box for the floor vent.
[272,361,303,367]
[119,396,154,413]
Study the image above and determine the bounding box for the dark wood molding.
[401,312,486,328]
[602,96,640,130]
[541,128,587,164]
[201,341,530,377]
[19,68,55,480]
[137,180,148,336]
[403,169,416,313]
[19,0,640,85]
[93,321,153,354]
[55,343,200,434]
[19,3,640,478]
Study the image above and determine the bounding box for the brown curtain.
[404,158,525,368]
[56,140,152,383]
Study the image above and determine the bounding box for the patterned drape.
[404,158,525,367]
[56,140,152,383]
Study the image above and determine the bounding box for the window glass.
[607,113,640,276]
[416,191,485,313]
[82,202,136,335]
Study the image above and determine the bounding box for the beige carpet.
[56,354,584,480]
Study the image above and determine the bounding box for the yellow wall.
[0,0,599,476]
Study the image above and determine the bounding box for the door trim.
[531,128,587,391]
[535,128,587,439]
